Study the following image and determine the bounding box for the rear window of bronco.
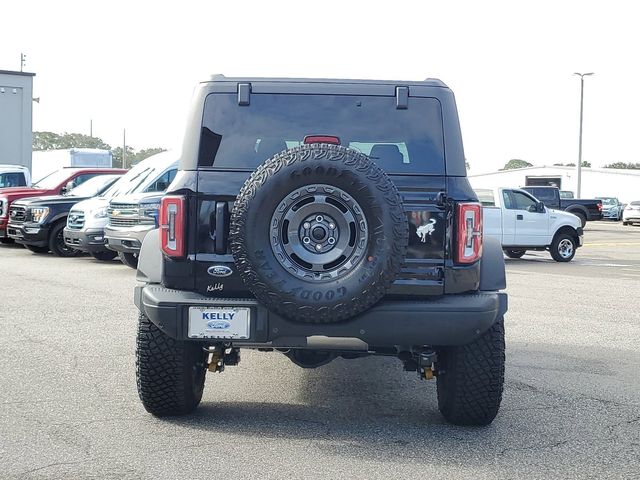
[198,93,445,174]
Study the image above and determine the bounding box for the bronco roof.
[204,74,448,89]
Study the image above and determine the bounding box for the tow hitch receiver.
[419,351,437,380]
[205,346,240,373]
[399,350,437,380]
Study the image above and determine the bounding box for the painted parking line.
[582,242,640,247]
[579,262,633,267]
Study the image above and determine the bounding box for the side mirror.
[537,201,545,213]
[61,180,74,195]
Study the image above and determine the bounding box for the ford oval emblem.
[207,265,233,277]
[207,320,231,330]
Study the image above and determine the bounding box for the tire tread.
[436,319,505,426]
[135,312,206,416]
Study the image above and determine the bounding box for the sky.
[1,0,638,174]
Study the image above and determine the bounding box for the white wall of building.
[470,166,640,203]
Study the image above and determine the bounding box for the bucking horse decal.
[416,218,437,243]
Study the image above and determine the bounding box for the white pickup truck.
[475,187,584,262]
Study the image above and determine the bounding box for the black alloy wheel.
[270,184,368,282]
[49,222,81,257]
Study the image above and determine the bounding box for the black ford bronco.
[134,76,508,426]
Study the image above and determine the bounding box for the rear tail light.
[303,135,341,145]
[597,202,603,212]
[455,202,483,264]
[160,195,186,258]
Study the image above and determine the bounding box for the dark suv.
[134,76,508,426]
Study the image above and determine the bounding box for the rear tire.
[436,319,505,426]
[550,233,577,262]
[25,244,49,254]
[573,212,586,228]
[90,250,118,261]
[503,249,526,259]
[136,312,208,416]
[49,222,80,257]
[0,238,14,244]
[623,221,629,226]
[119,252,138,269]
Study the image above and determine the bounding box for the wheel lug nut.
[303,222,310,229]
[328,237,336,245]
[329,223,335,229]
[315,215,323,222]
[303,237,311,244]
[315,244,322,251]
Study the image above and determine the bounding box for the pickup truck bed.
[522,186,602,226]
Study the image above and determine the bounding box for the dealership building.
[0,69,35,170]
[469,165,640,203]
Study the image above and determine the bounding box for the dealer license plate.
[188,307,251,339]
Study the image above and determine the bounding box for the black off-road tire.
[90,250,118,261]
[136,312,208,416]
[436,318,505,426]
[573,212,586,228]
[503,249,526,259]
[230,143,408,324]
[49,221,80,257]
[550,232,577,262]
[25,244,49,254]
[0,238,14,244]
[623,221,629,226]
[119,252,138,269]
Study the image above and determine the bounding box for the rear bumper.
[601,210,620,219]
[63,228,107,253]
[104,225,152,254]
[135,285,508,348]
[577,227,584,247]
[7,223,49,247]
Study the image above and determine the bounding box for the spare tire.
[230,143,408,323]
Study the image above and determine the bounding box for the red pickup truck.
[0,167,126,242]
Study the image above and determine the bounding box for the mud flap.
[479,237,506,291]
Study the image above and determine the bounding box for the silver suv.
[103,151,178,268]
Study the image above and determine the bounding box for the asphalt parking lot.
[1,221,639,480]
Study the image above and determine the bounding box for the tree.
[33,131,111,151]
[134,148,166,163]
[501,159,533,170]
[111,146,135,169]
[554,161,591,167]
[603,162,640,169]
[34,131,166,169]
[33,131,63,150]
[112,146,167,168]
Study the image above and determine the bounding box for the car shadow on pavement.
[164,356,506,464]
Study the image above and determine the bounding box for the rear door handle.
[517,214,523,220]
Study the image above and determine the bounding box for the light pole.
[574,72,594,197]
